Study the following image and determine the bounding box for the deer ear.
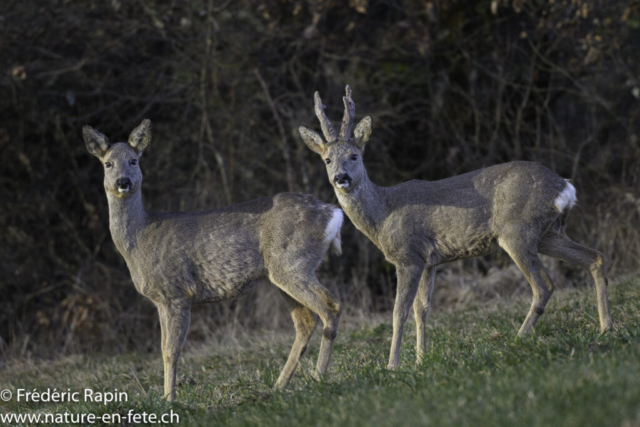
[354,116,372,149]
[299,126,325,155]
[83,126,110,158]
[128,119,152,155]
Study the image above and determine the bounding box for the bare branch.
[254,68,295,192]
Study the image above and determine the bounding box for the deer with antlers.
[300,86,613,369]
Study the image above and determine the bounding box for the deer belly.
[188,249,267,302]
[435,231,495,262]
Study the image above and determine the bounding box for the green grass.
[2,278,640,426]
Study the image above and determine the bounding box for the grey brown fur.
[83,120,344,400]
[300,86,613,369]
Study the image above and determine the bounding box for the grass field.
[2,277,640,426]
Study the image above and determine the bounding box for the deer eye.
[104,162,113,168]
[350,154,358,161]
[129,159,138,166]
[325,158,331,165]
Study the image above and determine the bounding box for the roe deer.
[83,120,343,400]
[299,86,613,369]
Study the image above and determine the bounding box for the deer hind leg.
[413,267,435,364]
[499,237,555,337]
[269,272,342,383]
[388,264,424,369]
[274,291,318,390]
[157,301,191,401]
[538,233,613,333]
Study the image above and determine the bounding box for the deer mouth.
[334,174,352,189]
[115,178,132,193]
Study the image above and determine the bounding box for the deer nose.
[116,178,132,191]
[334,174,352,187]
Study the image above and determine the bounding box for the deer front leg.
[157,301,191,401]
[388,264,423,369]
[413,267,435,364]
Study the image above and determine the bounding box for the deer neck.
[335,172,387,246]
[107,190,148,255]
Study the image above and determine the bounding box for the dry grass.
[1,276,639,426]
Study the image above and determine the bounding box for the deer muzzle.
[116,178,132,193]
[334,173,352,189]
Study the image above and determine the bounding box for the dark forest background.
[1,0,640,360]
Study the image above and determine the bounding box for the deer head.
[299,86,372,193]
[83,120,152,199]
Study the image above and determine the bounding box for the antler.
[339,85,355,139]
[314,92,337,142]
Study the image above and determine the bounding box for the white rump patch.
[554,180,577,213]
[324,208,344,255]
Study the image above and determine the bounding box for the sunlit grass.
[1,278,639,426]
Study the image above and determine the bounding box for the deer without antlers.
[83,120,344,400]
[300,86,613,369]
